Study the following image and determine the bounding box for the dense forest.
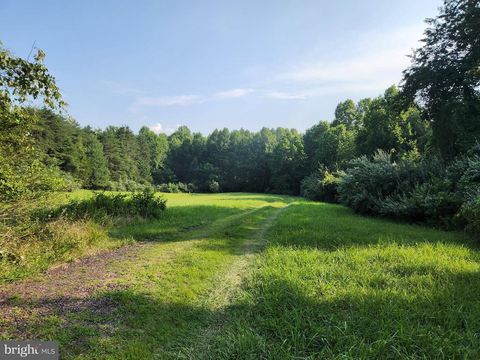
[1,0,479,235]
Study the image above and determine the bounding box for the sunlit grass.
[2,194,479,359]
[208,201,480,359]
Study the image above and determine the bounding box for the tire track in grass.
[0,207,270,339]
[170,203,293,359]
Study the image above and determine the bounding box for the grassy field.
[1,192,480,359]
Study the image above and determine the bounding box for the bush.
[208,180,220,193]
[337,148,480,230]
[380,178,462,227]
[337,151,425,214]
[301,167,341,203]
[40,188,167,221]
[459,196,480,239]
[156,182,191,193]
[455,154,480,199]
[106,179,148,192]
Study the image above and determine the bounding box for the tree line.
[25,83,429,196]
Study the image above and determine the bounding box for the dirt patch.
[0,243,148,338]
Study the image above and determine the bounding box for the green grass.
[204,201,480,359]
[2,194,480,359]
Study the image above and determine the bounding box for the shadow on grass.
[204,270,480,359]
[110,204,280,259]
[193,205,277,256]
[10,265,480,359]
[269,202,478,251]
[2,288,221,359]
[189,192,296,203]
[109,205,243,242]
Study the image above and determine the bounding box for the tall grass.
[0,189,166,283]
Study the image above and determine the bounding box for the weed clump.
[42,188,167,221]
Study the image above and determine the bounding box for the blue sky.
[1,0,442,135]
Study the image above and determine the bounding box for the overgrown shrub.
[40,188,166,221]
[337,147,480,230]
[337,151,426,214]
[380,178,462,227]
[301,167,341,202]
[459,195,480,239]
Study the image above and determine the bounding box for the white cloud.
[127,25,426,116]
[131,88,254,111]
[148,122,180,135]
[136,95,202,107]
[275,24,425,93]
[278,49,410,84]
[263,91,306,100]
[213,88,254,99]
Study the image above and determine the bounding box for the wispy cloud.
[131,88,254,111]
[277,49,409,84]
[212,88,254,99]
[264,90,306,100]
[273,24,424,93]
[137,95,202,107]
[125,24,425,115]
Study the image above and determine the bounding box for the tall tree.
[402,0,480,158]
[356,86,429,157]
[72,130,110,189]
[270,128,305,194]
[332,99,358,128]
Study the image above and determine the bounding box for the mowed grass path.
[2,193,480,359]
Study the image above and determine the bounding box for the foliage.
[157,182,192,193]
[0,43,64,108]
[332,99,359,128]
[300,167,341,203]
[402,0,480,159]
[356,86,430,157]
[208,179,220,193]
[0,44,65,202]
[337,147,480,230]
[380,178,462,227]
[42,189,166,221]
[337,151,423,214]
[459,195,480,238]
[303,121,356,170]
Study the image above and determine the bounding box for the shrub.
[187,183,198,193]
[106,179,148,192]
[208,180,220,193]
[337,151,424,214]
[459,196,480,239]
[337,148,480,230]
[455,155,480,199]
[380,178,462,227]
[156,182,191,193]
[40,188,166,221]
[301,167,341,203]
[0,217,133,283]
